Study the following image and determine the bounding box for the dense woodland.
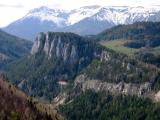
[82,57,159,84]
[60,90,160,120]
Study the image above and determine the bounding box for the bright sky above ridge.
[0,0,160,27]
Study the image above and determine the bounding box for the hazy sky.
[0,0,160,27]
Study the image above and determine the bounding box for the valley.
[1,4,160,120]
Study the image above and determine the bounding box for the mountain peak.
[80,5,101,9]
[3,5,160,40]
[26,6,67,18]
[28,6,54,14]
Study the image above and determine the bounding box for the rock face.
[31,32,46,55]
[31,32,100,69]
[8,32,108,99]
[75,74,152,97]
[155,91,160,102]
[0,53,9,61]
[30,32,115,67]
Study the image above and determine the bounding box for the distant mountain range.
[3,5,160,40]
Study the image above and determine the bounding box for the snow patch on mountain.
[67,6,102,25]
[19,5,160,27]
[3,5,160,40]
[20,6,68,27]
[92,6,160,25]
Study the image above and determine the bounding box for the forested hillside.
[0,29,32,69]
[60,90,160,120]
[0,73,63,120]
[6,32,101,100]
[97,22,160,48]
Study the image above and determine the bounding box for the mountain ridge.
[3,5,160,40]
[0,29,32,69]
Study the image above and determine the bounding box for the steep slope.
[6,32,101,100]
[3,5,160,40]
[0,73,63,120]
[70,48,160,101]
[60,90,160,120]
[0,29,32,69]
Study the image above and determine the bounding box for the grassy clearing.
[100,39,140,56]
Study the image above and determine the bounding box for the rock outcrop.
[0,53,9,61]
[9,32,108,99]
[31,32,46,55]
[30,32,98,69]
[155,91,160,102]
[75,74,153,97]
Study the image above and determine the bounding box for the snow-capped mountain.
[67,5,101,25]
[3,5,160,40]
[22,6,68,27]
[93,6,160,25]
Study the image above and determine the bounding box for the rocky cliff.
[75,74,152,97]
[30,32,99,70]
[7,32,105,99]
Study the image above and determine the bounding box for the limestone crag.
[75,74,153,97]
[30,32,105,71]
[31,32,46,55]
